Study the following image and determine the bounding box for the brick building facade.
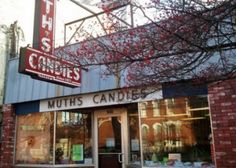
[208,79,236,167]
[0,105,15,168]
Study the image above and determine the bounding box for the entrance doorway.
[94,108,128,168]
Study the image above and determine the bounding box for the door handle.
[118,153,124,163]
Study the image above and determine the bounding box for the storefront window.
[56,111,92,165]
[128,105,141,165]
[139,96,212,167]
[15,112,54,164]
[15,111,93,166]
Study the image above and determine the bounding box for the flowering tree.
[60,0,236,88]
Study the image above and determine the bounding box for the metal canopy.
[65,0,134,45]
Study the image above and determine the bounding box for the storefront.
[12,86,214,168]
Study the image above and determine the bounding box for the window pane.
[56,111,92,165]
[15,112,54,164]
[139,96,212,167]
[128,105,141,164]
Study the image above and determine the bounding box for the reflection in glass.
[98,116,122,168]
[128,105,141,164]
[98,116,121,153]
[139,96,212,167]
[15,112,54,164]
[56,111,92,164]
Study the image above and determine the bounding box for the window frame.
[14,110,94,168]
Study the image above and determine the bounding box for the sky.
[0,0,97,47]
[0,0,35,45]
[0,0,151,48]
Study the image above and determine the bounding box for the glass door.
[94,108,128,168]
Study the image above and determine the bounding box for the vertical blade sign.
[34,0,55,54]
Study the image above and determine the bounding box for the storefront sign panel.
[19,47,81,87]
[40,88,162,112]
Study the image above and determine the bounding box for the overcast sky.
[0,0,35,45]
[0,0,151,48]
[0,0,94,47]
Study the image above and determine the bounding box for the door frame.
[94,108,128,168]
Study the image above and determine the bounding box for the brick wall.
[0,104,15,168]
[208,79,236,168]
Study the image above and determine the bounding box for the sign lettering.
[37,0,55,54]
[19,47,81,87]
[40,88,163,112]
